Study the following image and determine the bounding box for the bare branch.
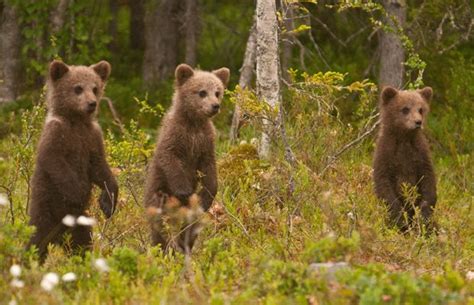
[320,116,380,176]
[438,18,473,55]
[101,97,125,134]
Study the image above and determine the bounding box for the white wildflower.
[94,258,110,273]
[239,140,248,145]
[76,215,96,226]
[62,272,77,282]
[251,183,261,190]
[41,272,59,291]
[347,211,355,220]
[9,264,21,277]
[62,215,76,227]
[250,137,258,146]
[466,271,474,281]
[0,193,9,207]
[9,299,17,305]
[10,279,25,288]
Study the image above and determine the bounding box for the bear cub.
[144,64,230,253]
[28,60,118,261]
[373,86,437,232]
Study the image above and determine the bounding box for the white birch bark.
[256,0,280,158]
[379,0,406,89]
[50,0,70,34]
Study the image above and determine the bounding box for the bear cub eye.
[199,90,207,98]
[215,91,220,98]
[418,108,423,115]
[401,107,410,115]
[74,85,83,95]
[93,86,98,95]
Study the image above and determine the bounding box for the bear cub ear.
[90,60,112,82]
[175,64,194,86]
[49,60,69,82]
[213,67,230,87]
[381,86,398,105]
[418,86,433,102]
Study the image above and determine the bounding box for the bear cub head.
[47,60,111,119]
[174,64,230,120]
[380,86,433,131]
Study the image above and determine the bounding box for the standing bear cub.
[28,60,118,261]
[144,64,229,253]
[373,86,437,232]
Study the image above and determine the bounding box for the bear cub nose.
[212,104,220,112]
[415,120,422,127]
[88,101,97,112]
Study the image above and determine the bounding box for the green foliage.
[0,0,473,303]
[303,232,361,263]
[110,247,138,278]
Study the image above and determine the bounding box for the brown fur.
[28,60,118,261]
[144,64,229,253]
[373,86,437,232]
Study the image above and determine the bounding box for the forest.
[0,0,473,304]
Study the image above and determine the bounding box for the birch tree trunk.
[256,0,280,158]
[50,0,70,34]
[229,21,257,142]
[0,3,21,103]
[378,0,406,88]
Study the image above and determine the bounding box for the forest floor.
[0,82,473,304]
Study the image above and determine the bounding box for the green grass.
[0,75,473,304]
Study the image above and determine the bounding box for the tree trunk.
[256,0,280,158]
[143,0,180,85]
[280,1,295,82]
[0,3,21,103]
[50,0,70,34]
[378,0,406,89]
[183,0,199,66]
[229,21,257,142]
[108,0,119,51]
[130,0,145,50]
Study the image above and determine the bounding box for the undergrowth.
[0,71,473,305]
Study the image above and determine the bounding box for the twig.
[124,177,141,206]
[320,117,380,176]
[292,38,308,71]
[104,223,140,247]
[309,14,347,47]
[435,12,449,43]
[221,199,268,254]
[307,31,331,70]
[101,97,124,133]
[438,18,473,54]
[344,25,370,44]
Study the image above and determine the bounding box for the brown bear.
[27,60,118,261]
[144,63,229,253]
[373,86,437,232]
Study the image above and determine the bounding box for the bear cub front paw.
[99,189,116,218]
